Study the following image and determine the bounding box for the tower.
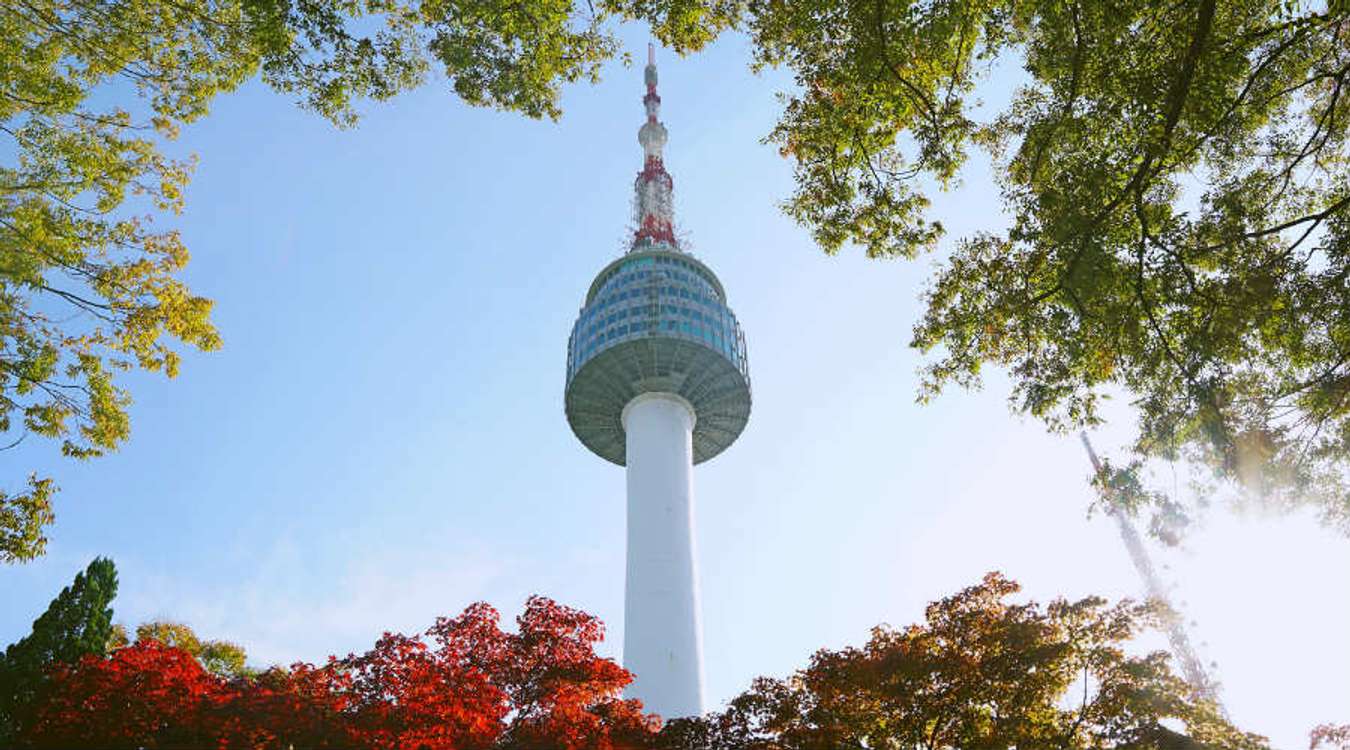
[1079,433,1225,712]
[564,46,752,719]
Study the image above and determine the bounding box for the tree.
[21,639,227,749]
[0,556,118,742]
[24,641,354,748]
[324,595,654,750]
[10,0,1347,557]
[0,0,671,562]
[13,580,1281,750]
[134,620,251,678]
[0,476,54,563]
[659,573,1268,750]
[616,0,1350,539]
[15,595,657,750]
[1312,725,1350,750]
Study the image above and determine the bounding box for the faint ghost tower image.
[563,45,752,719]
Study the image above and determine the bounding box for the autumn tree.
[22,641,358,748]
[21,639,229,749]
[659,573,1268,750]
[0,556,118,742]
[16,595,657,750]
[12,577,1283,750]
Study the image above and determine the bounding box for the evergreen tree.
[0,557,118,741]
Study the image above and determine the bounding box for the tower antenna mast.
[1079,432,1225,712]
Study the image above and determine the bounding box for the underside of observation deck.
[565,337,751,465]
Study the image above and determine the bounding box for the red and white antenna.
[632,43,677,250]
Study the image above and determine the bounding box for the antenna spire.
[632,44,676,250]
[1079,432,1226,713]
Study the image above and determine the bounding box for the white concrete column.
[621,392,704,719]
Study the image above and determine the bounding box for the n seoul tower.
[564,46,752,719]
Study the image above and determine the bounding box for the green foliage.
[627,0,1350,537]
[901,0,1350,536]
[421,0,622,121]
[0,556,118,741]
[12,0,1341,552]
[615,0,744,53]
[134,620,251,679]
[0,0,663,561]
[0,475,54,562]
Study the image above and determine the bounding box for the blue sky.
[3,27,1347,748]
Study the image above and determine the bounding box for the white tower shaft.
[621,392,705,719]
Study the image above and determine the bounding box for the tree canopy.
[659,573,1268,750]
[4,572,1271,750]
[721,0,1350,536]
[16,595,654,750]
[1312,724,1350,750]
[0,556,118,743]
[0,0,666,561]
[133,620,251,679]
[6,0,1348,556]
[601,0,1350,539]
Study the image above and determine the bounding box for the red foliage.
[342,631,504,750]
[24,640,224,748]
[211,663,354,749]
[17,597,658,750]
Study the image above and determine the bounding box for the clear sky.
[3,27,1346,749]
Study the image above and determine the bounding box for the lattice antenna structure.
[631,43,676,250]
[1079,432,1226,712]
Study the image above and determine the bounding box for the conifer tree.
[0,557,118,741]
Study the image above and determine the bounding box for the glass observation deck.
[567,252,749,382]
[564,249,752,466]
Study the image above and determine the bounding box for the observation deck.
[564,248,752,465]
